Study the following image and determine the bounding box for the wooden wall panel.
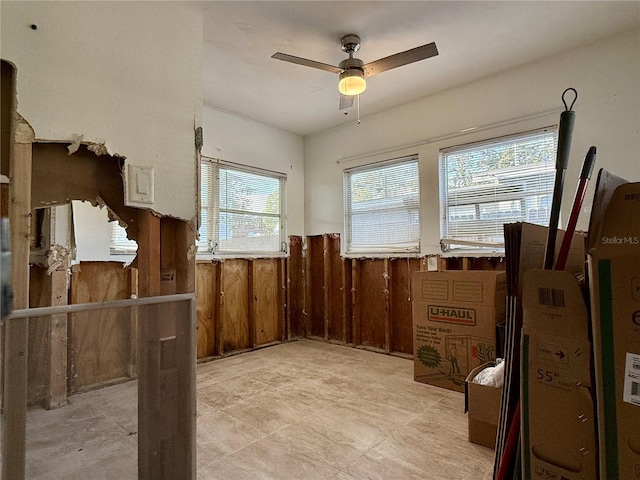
[390,258,421,356]
[327,234,345,342]
[3,119,30,480]
[440,256,506,271]
[287,236,304,339]
[220,259,250,354]
[343,258,353,345]
[252,259,281,346]
[354,259,387,350]
[69,262,132,392]
[27,266,50,405]
[306,235,325,338]
[195,262,217,358]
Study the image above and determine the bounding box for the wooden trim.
[383,258,391,354]
[278,258,286,342]
[213,262,222,356]
[304,238,311,337]
[2,142,32,480]
[128,268,139,378]
[351,260,360,346]
[247,260,256,348]
[46,266,68,409]
[175,220,195,295]
[137,211,161,479]
[217,261,226,355]
[322,234,330,340]
[138,215,196,479]
[343,258,353,345]
[286,236,304,340]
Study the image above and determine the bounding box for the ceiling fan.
[272,34,439,110]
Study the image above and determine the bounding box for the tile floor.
[20,339,494,479]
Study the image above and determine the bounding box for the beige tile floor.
[21,339,494,479]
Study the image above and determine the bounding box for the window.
[199,157,286,255]
[110,222,137,254]
[344,155,420,254]
[439,127,557,251]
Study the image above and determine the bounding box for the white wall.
[71,201,115,262]
[304,29,640,255]
[202,107,305,236]
[71,201,136,264]
[1,1,203,222]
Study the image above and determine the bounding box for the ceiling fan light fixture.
[338,68,366,96]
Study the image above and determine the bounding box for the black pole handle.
[556,110,575,170]
[544,88,578,270]
[580,146,597,180]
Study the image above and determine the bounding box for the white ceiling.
[202,1,640,137]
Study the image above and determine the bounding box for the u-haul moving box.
[587,171,640,480]
[411,270,506,392]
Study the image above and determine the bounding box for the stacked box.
[587,176,640,479]
[466,362,502,449]
[411,270,506,392]
[520,269,597,480]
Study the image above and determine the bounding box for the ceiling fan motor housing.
[341,34,361,54]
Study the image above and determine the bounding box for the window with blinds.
[439,127,557,251]
[199,157,286,255]
[110,222,137,254]
[344,155,420,254]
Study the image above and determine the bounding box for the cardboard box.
[411,270,506,392]
[520,269,597,480]
[465,362,502,449]
[587,171,640,480]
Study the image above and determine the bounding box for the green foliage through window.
[199,158,286,255]
[440,127,557,250]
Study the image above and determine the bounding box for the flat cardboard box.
[587,171,640,479]
[465,362,502,449]
[520,269,597,480]
[412,270,506,392]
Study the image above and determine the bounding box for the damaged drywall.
[1,1,203,222]
[15,114,35,144]
[31,143,140,238]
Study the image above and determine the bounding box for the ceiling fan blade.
[363,42,438,77]
[272,52,342,74]
[339,94,354,110]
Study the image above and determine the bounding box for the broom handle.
[554,146,596,271]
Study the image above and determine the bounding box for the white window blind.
[344,155,420,254]
[439,127,557,251]
[110,222,137,254]
[199,157,286,255]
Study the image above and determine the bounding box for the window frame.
[199,157,287,258]
[343,154,420,256]
[438,126,558,253]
